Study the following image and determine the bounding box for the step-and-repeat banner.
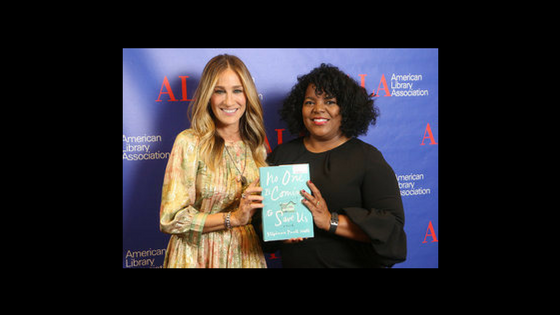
[123,48,438,268]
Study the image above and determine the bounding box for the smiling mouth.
[311,118,329,125]
[221,108,239,115]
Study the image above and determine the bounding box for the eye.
[214,89,225,94]
[233,89,243,94]
[303,101,314,106]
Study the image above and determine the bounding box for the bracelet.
[328,212,339,233]
[224,212,232,230]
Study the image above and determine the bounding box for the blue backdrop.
[123,48,438,268]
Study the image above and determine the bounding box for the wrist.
[229,211,242,228]
[223,212,233,229]
[322,213,332,231]
[328,212,339,233]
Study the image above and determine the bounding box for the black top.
[263,137,406,268]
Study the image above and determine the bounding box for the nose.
[312,101,326,113]
[225,92,235,106]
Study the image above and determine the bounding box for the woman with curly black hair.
[265,63,407,268]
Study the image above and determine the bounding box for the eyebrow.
[304,95,336,100]
[215,85,243,89]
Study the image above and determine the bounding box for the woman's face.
[210,68,247,129]
[302,84,343,141]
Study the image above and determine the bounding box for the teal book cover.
[259,164,314,242]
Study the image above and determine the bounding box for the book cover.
[259,164,314,242]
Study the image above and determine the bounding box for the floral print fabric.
[160,129,267,268]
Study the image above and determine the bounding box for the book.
[259,164,314,242]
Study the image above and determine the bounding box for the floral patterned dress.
[159,129,267,268]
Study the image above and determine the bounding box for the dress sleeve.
[341,148,407,267]
[159,131,208,245]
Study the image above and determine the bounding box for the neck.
[216,124,242,143]
[304,133,350,153]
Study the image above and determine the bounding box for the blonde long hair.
[187,54,267,171]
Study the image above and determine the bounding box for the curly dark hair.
[279,63,380,138]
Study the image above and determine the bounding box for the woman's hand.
[284,237,304,244]
[300,180,331,231]
[230,178,263,227]
[283,181,330,243]
[301,180,370,243]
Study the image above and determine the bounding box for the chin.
[217,115,242,126]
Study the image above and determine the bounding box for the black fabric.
[263,137,406,268]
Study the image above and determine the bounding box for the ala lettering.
[155,75,285,154]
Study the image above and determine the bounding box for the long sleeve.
[341,145,406,267]
[263,137,406,267]
[159,131,208,245]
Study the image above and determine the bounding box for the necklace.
[224,142,248,186]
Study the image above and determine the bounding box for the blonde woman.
[160,54,268,268]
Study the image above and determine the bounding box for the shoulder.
[274,137,304,152]
[267,137,305,165]
[347,138,386,164]
[175,128,200,142]
[174,129,202,144]
[349,139,397,180]
[173,129,201,153]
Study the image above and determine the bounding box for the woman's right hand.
[230,178,264,227]
[284,238,305,243]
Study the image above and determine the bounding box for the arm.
[334,213,370,242]
[160,132,265,238]
[159,132,208,244]
[301,181,369,242]
[301,149,407,267]
[202,180,264,233]
[341,149,407,266]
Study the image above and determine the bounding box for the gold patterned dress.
[159,129,267,268]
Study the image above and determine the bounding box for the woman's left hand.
[231,178,263,227]
[301,180,331,231]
